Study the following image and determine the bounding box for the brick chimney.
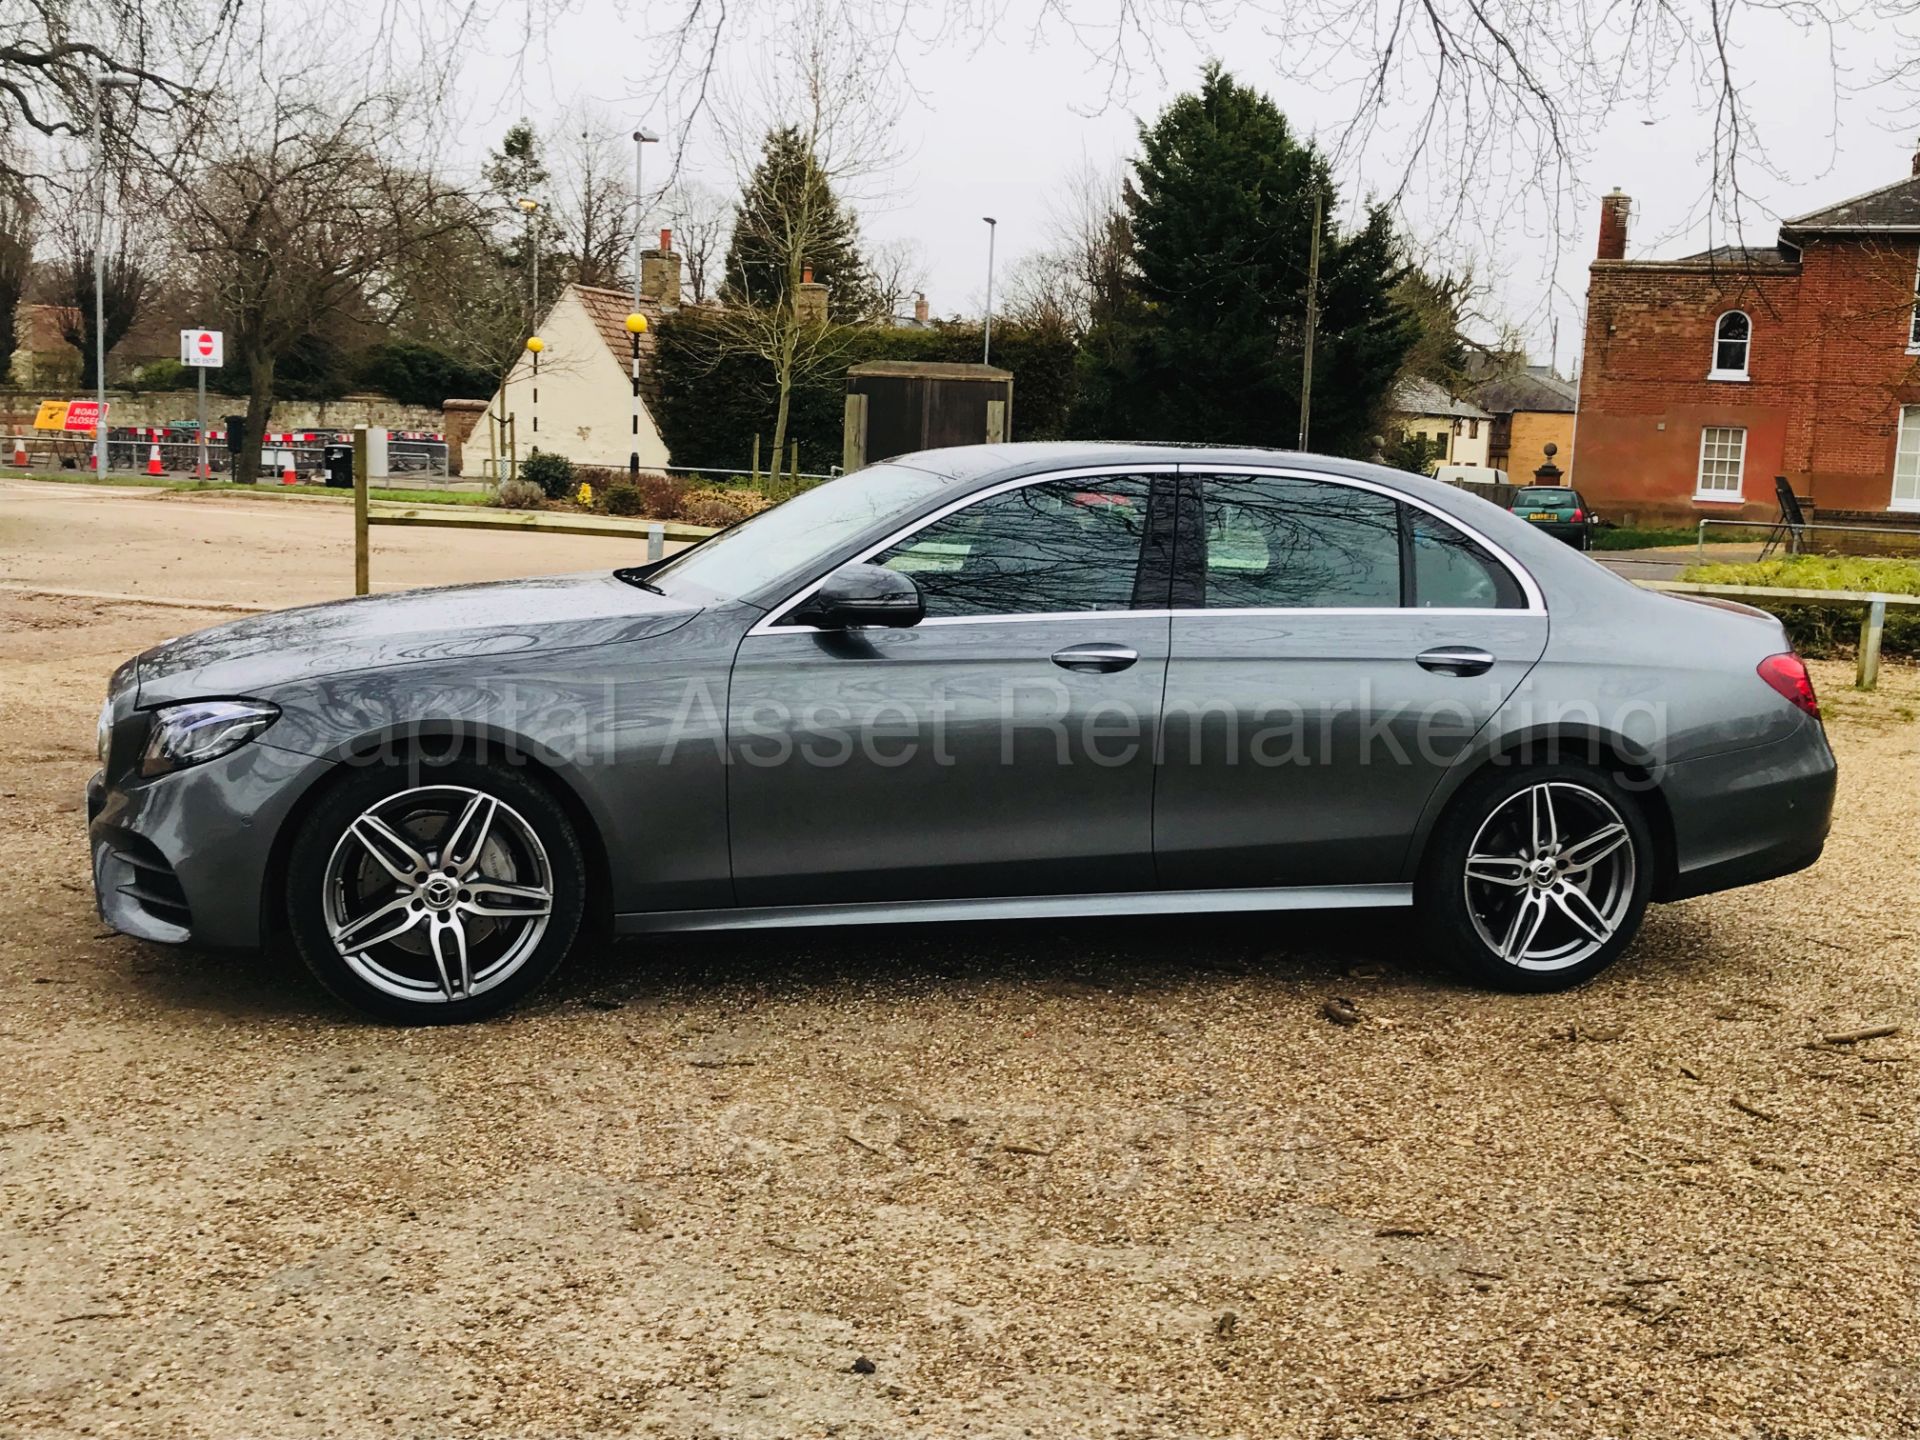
[640,227,680,308]
[913,291,929,324]
[795,264,829,324]
[1597,189,1630,261]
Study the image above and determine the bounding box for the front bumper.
[1655,721,1837,901]
[88,740,335,950]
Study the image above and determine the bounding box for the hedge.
[353,341,499,410]
[653,314,1078,474]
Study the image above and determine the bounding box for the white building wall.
[1449,417,1491,468]
[1395,410,1492,470]
[486,289,672,474]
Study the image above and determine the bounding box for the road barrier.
[3,428,449,479]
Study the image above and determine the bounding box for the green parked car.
[1510,485,1597,551]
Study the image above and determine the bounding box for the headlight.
[140,700,279,777]
[96,698,113,765]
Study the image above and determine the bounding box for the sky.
[446,1,1919,376]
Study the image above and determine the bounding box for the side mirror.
[795,561,924,629]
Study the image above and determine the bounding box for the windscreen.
[645,464,947,601]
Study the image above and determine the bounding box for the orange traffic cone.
[11,434,27,467]
[146,442,164,476]
[280,449,297,485]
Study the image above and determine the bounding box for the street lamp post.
[516,197,542,317]
[982,216,998,367]
[626,312,648,479]
[86,71,136,477]
[631,129,659,313]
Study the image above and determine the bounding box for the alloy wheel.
[322,785,553,1003]
[1461,781,1637,972]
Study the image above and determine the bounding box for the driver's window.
[874,475,1153,619]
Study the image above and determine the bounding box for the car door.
[726,468,1178,908]
[1152,468,1549,890]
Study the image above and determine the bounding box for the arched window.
[1711,311,1750,379]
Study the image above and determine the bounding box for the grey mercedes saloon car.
[88,444,1836,1022]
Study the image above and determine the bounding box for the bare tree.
[149,79,461,483]
[379,188,528,378]
[703,0,904,465]
[0,1,203,188]
[1002,160,1130,339]
[645,0,1908,324]
[51,243,151,389]
[45,150,159,389]
[866,236,926,323]
[550,113,634,291]
[660,180,732,302]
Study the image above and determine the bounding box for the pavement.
[1596,543,1765,582]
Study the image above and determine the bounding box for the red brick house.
[1577,166,1920,526]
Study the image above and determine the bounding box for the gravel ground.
[2,486,1917,1438]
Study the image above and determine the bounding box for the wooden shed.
[842,360,1014,469]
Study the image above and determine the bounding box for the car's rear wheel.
[286,760,586,1023]
[1418,763,1652,991]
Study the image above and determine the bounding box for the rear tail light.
[1757,653,1820,719]
[1570,508,1585,522]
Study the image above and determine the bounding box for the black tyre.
[286,758,587,1023]
[1416,762,1653,992]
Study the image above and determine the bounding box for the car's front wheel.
[286,760,586,1023]
[1418,763,1653,991]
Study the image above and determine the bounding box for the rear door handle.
[1052,643,1139,674]
[1416,645,1496,677]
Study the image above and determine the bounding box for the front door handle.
[1052,643,1139,674]
[1416,645,1496,677]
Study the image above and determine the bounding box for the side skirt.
[615,883,1412,935]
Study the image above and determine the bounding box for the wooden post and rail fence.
[347,429,1914,693]
[351,425,716,601]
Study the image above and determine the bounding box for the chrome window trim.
[747,606,1543,636]
[747,461,1545,637]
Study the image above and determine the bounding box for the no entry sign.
[179,328,224,368]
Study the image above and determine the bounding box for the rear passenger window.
[1409,510,1526,609]
[1197,475,1400,608]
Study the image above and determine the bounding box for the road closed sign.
[63,400,106,432]
[180,328,224,367]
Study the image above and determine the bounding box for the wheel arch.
[259,722,616,942]
[1405,726,1679,899]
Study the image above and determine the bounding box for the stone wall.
[0,390,444,434]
